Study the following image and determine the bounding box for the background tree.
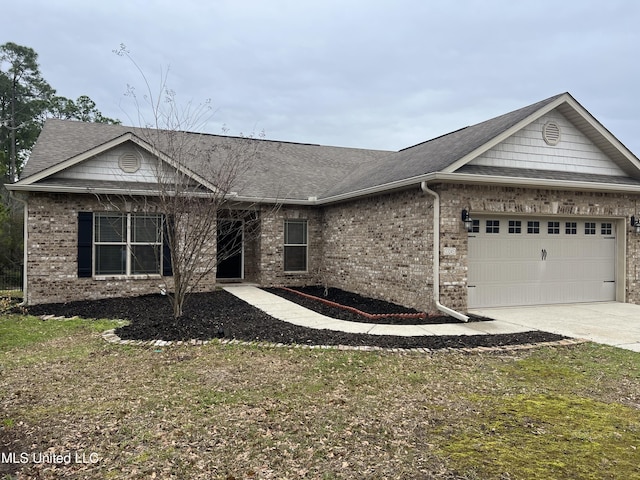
[0,42,118,290]
[0,42,49,182]
[1,41,120,183]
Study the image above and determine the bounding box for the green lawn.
[1,314,639,479]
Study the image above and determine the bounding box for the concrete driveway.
[470,302,640,352]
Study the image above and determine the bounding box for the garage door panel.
[467,217,616,308]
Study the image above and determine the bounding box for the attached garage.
[467,216,619,308]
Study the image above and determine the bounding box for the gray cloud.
[5,0,640,153]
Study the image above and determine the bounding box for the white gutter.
[8,191,28,306]
[420,181,469,322]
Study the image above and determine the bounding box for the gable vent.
[118,151,142,173]
[542,121,561,146]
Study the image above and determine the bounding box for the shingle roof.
[321,94,566,198]
[21,119,392,201]
[16,92,639,202]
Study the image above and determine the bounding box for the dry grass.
[1,314,639,479]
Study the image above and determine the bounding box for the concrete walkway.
[225,286,640,351]
[471,302,640,352]
[223,285,532,337]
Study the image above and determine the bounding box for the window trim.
[93,212,164,278]
[283,219,308,273]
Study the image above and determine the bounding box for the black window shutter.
[162,216,173,276]
[77,212,93,278]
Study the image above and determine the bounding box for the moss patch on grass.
[441,393,640,479]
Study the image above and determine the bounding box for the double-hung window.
[94,213,163,276]
[284,219,308,272]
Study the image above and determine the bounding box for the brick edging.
[101,328,588,354]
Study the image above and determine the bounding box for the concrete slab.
[470,302,640,352]
[366,324,435,337]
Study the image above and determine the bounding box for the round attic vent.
[542,121,561,146]
[118,151,142,173]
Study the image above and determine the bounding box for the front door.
[216,219,243,279]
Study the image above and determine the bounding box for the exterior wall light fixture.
[461,209,474,232]
[631,216,640,234]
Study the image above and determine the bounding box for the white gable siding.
[468,110,628,176]
[52,143,176,184]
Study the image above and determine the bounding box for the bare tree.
[114,45,272,319]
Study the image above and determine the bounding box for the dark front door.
[216,219,243,279]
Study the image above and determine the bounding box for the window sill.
[283,271,309,275]
[93,274,162,281]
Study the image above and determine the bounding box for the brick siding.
[25,193,216,304]
[24,184,640,313]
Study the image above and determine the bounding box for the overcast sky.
[4,0,640,154]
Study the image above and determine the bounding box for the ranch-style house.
[7,92,640,320]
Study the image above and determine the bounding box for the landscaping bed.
[265,286,488,324]
[25,290,566,350]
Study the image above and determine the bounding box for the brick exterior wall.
[25,193,217,305]
[321,189,434,312]
[24,184,640,313]
[256,205,324,286]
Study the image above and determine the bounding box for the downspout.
[420,182,469,322]
[8,190,28,306]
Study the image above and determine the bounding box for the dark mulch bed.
[24,290,566,350]
[265,286,487,324]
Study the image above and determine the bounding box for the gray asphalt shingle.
[18,92,637,201]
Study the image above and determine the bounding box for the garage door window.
[486,220,500,233]
[527,221,540,234]
[565,222,577,235]
[601,223,612,235]
[508,220,522,234]
[585,222,596,235]
[548,221,560,234]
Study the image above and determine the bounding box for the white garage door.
[467,217,616,308]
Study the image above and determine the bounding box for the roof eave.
[7,171,639,204]
[315,171,640,204]
[433,172,640,193]
[4,183,224,198]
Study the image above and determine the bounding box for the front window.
[284,219,308,272]
[95,213,162,276]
